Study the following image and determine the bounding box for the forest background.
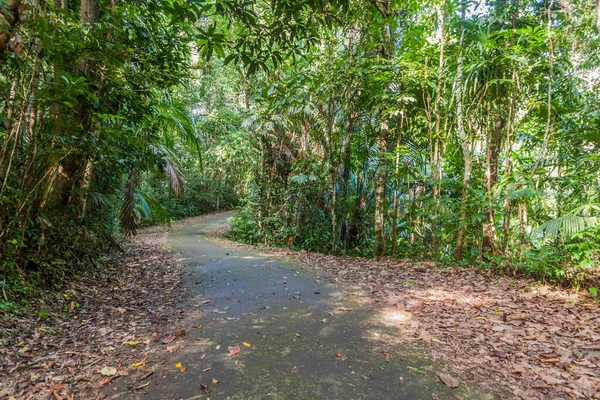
[1,0,599,312]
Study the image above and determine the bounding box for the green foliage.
[2,0,599,310]
[225,0,600,288]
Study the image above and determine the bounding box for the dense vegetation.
[1,0,599,309]
[229,0,600,290]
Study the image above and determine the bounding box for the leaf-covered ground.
[2,214,598,399]
[214,235,600,399]
[0,213,228,400]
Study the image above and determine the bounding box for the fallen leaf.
[321,319,327,323]
[99,376,119,387]
[242,342,251,347]
[539,358,560,363]
[337,307,353,312]
[418,330,431,344]
[202,367,212,373]
[175,363,182,369]
[201,384,209,393]
[227,345,241,355]
[175,330,186,337]
[100,366,117,376]
[124,341,140,346]
[180,367,187,373]
[540,372,564,385]
[575,375,592,390]
[212,378,220,384]
[161,335,175,344]
[438,373,459,388]
[195,324,203,329]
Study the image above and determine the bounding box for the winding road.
[117,213,494,399]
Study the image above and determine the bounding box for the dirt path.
[109,213,494,399]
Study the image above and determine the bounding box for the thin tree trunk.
[482,115,504,255]
[4,76,18,138]
[331,166,338,254]
[391,116,404,255]
[431,0,446,256]
[374,0,392,257]
[501,1,520,253]
[258,138,265,237]
[501,71,518,252]
[531,0,554,188]
[454,8,469,260]
[22,51,43,190]
[374,135,387,257]
[596,0,600,33]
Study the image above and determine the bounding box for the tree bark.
[431,0,447,256]
[57,0,99,210]
[482,115,504,255]
[454,4,469,260]
[391,116,404,255]
[80,0,98,23]
[374,131,387,257]
[373,0,392,257]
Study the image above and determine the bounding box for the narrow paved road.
[119,213,494,399]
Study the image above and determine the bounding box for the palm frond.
[166,159,184,197]
[154,95,201,155]
[532,215,599,242]
[138,189,170,224]
[134,192,153,222]
[89,192,112,208]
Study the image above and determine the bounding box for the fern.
[532,215,599,242]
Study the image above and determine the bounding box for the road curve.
[114,213,495,400]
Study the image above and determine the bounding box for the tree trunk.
[454,5,469,260]
[80,0,98,23]
[374,131,387,257]
[501,0,520,253]
[56,0,98,211]
[431,0,447,256]
[501,69,517,252]
[22,51,43,191]
[596,0,600,33]
[482,115,504,255]
[531,0,554,188]
[331,166,339,254]
[391,116,404,255]
[373,0,392,258]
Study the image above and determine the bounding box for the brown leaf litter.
[0,213,228,399]
[216,237,600,400]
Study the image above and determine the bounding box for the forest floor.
[0,212,598,400]
[213,231,600,399]
[0,213,226,400]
